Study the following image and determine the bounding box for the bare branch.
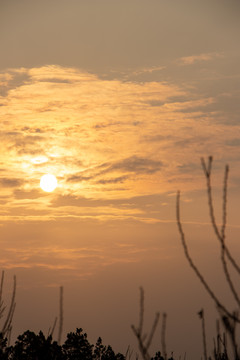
[1,275,17,336]
[139,287,144,338]
[176,191,238,322]
[201,158,240,306]
[201,157,240,274]
[49,316,58,338]
[161,313,167,360]
[198,309,207,360]
[0,271,6,320]
[145,312,160,350]
[131,287,160,360]
[57,286,64,344]
[0,271,4,306]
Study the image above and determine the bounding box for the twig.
[0,271,6,319]
[131,287,160,360]
[57,286,64,344]
[176,191,237,322]
[201,157,240,307]
[221,311,239,360]
[1,275,16,336]
[198,309,207,360]
[161,313,167,360]
[50,316,58,338]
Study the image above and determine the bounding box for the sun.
[40,174,58,192]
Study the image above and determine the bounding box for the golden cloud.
[0,65,239,225]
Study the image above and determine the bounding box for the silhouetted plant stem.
[58,286,63,344]
[221,312,239,360]
[176,191,236,322]
[125,345,134,360]
[131,287,160,360]
[49,316,58,337]
[201,157,240,307]
[0,271,6,320]
[177,157,240,359]
[161,313,167,360]
[2,275,16,337]
[216,319,221,358]
[198,309,207,360]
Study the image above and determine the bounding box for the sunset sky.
[1,0,240,358]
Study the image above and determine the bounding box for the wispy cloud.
[98,156,163,176]
[0,178,23,188]
[177,52,223,65]
[0,64,239,227]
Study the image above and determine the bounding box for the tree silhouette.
[9,330,64,360]
[0,332,10,359]
[93,337,125,360]
[62,328,93,360]
[0,326,126,359]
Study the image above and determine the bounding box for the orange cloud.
[0,65,239,227]
[177,52,223,65]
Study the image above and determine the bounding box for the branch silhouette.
[177,156,240,359]
[131,287,160,360]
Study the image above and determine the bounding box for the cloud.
[177,52,223,65]
[1,131,45,155]
[225,139,240,147]
[99,156,163,175]
[14,189,45,199]
[67,174,92,183]
[131,65,166,76]
[0,64,240,224]
[66,156,163,189]
[0,178,23,188]
[96,176,128,184]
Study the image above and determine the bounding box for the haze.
[0,0,240,358]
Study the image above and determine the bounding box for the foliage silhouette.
[93,337,125,360]
[62,328,93,360]
[8,330,64,360]
[0,328,126,360]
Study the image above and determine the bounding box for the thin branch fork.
[201,157,240,307]
[176,191,239,323]
[201,157,240,275]
[1,275,17,336]
[131,287,160,360]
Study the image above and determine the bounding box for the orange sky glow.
[0,1,240,358]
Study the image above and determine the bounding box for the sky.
[0,0,240,358]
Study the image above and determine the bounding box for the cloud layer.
[1,65,240,224]
[0,64,240,282]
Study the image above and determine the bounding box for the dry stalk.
[131,287,160,360]
[177,157,240,359]
[176,191,235,321]
[198,309,207,360]
[57,286,64,344]
[1,275,16,337]
[201,157,240,306]
[161,313,167,360]
[49,316,58,338]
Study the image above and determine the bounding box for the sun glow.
[40,174,58,192]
